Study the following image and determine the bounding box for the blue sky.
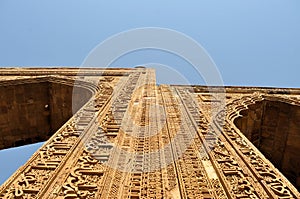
[0,0,300,184]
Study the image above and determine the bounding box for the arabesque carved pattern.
[0,68,299,198]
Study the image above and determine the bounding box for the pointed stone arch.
[234,95,300,190]
[0,75,94,149]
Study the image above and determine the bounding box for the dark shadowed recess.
[0,80,92,150]
[234,99,300,190]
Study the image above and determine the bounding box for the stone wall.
[235,100,300,189]
[0,81,92,149]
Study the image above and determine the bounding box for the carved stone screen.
[0,68,299,198]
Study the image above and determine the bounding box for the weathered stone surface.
[0,67,299,198]
[0,76,92,149]
[235,99,300,191]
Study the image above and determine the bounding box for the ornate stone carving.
[0,68,299,198]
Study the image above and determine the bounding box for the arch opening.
[234,99,300,190]
[0,80,92,150]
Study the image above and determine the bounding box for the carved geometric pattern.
[0,68,299,198]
